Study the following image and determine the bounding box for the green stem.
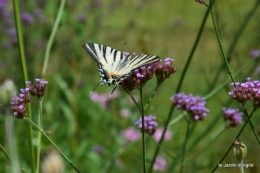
[42,0,67,77]
[209,0,235,84]
[207,0,260,92]
[36,100,43,173]
[179,121,191,173]
[130,94,142,113]
[23,117,81,173]
[242,106,260,144]
[0,144,12,163]
[240,160,244,173]
[12,0,35,172]
[144,82,162,111]
[139,86,147,173]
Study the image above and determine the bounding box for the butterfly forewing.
[82,43,124,65]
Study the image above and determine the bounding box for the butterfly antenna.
[90,81,103,94]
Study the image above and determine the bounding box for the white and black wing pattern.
[82,43,125,65]
[82,43,160,96]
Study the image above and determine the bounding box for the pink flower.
[153,156,167,171]
[153,128,172,142]
[89,90,120,109]
[121,127,140,142]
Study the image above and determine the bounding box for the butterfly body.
[82,43,160,96]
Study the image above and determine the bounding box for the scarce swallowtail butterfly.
[82,43,160,97]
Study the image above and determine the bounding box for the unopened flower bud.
[233,139,247,162]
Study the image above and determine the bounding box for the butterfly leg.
[90,81,104,94]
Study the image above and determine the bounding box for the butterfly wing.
[128,54,160,70]
[82,43,125,65]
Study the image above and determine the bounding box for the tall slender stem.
[42,0,67,77]
[139,86,147,173]
[12,0,35,172]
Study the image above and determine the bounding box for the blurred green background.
[0,0,260,172]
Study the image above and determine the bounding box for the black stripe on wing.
[129,54,160,70]
[82,43,125,65]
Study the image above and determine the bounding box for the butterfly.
[82,43,160,97]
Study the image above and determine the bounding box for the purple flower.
[120,58,176,94]
[250,49,260,58]
[170,92,209,121]
[20,13,34,25]
[229,78,260,107]
[121,127,140,142]
[153,128,172,142]
[135,115,158,135]
[222,107,243,127]
[10,88,31,118]
[153,156,167,171]
[26,78,48,99]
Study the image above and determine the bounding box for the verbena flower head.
[120,57,176,94]
[26,78,48,99]
[170,92,209,121]
[135,115,158,135]
[229,78,260,107]
[222,107,243,127]
[10,88,30,118]
[153,156,167,171]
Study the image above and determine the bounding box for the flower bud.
[233,139,247,162]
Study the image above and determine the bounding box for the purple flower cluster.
[10,88,30,118]
[170,92,209,121]
[222,107,243,127]
[229,78,260,107]
[120,58,176,94]
[135,115,158,135]
[10,79,48,118]
[26,79,48,99]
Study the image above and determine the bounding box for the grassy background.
[1,0,260,172]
